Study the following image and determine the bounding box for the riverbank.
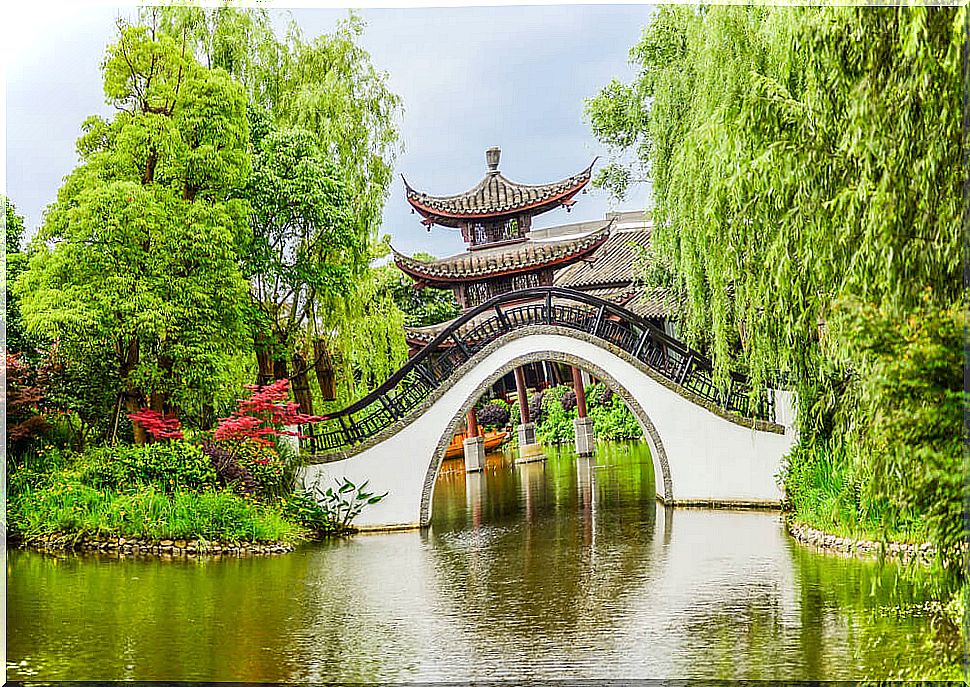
[7,441,350,552]
[786,520,936,564]
[13,533,295,556]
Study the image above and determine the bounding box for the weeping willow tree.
[321,240,409,410]
[587,6,965,565]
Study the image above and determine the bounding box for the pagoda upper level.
[403,147,595,248]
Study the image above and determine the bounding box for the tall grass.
[782,440,926,544]
[9,480,305,543]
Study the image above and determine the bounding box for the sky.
[2,1,654,259]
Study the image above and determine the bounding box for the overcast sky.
[3,2,654,258]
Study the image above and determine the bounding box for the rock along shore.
[18,534,294,557]
[787,520,935,565]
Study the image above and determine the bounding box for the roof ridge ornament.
[486,146,501,174]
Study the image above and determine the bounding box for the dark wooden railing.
[305,287,774,454]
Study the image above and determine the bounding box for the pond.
[7,441,954,680]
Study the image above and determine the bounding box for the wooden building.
[394,148,669,461]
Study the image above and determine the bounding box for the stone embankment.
[787,521,935,564]
[22,535,293,556]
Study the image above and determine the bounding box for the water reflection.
[7,440,953,680]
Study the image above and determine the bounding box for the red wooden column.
[572,366,588,418]
[466,408,480,438]
[514,366,531,423]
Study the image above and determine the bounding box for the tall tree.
[241,121,361,413]
[586,5,965,564]
[153,7,404,411]
[16,10,251,442]
[3,196,32,356]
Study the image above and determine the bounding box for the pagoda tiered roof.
[393,223,611,288]
[403,149,595,228]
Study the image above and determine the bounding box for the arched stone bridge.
[299,287,797,530]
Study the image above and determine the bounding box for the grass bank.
[782,438,929,545]
[7,441,340,548]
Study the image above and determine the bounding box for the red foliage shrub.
[214,379,321,447]
[5,353,49,446]
[127,408,184,441]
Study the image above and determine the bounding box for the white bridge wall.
[299,334,797,530]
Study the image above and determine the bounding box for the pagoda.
[395,147,610,466]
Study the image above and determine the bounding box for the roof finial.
[486,146,501,173]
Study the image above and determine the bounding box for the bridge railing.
[304,287,775,454]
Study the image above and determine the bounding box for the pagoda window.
[510,272,541,291]
[463,272,543,307]
[470,217,521,246]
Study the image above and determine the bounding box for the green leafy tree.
[388,252,461,328]
[323,241,410,408]
[3,196,32,356]
[16,11,251,442]
[240,122,361,413]
[153,7,404,410]
[586,6,964,565]
[833,296,965,567]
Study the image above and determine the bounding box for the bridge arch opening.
[419,349,674,526]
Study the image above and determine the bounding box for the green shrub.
[281,491,344,537]
[532,383,643,443]
[73,442,218,493]
[7,444,72,497]
[234,439,295,500]
[535,385,575,444]
[587,384,643,440]
[476,398,511,429]
[782,438,925,543]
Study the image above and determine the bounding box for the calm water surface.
[8,441,953,680]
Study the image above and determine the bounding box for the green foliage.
[3,196,34,356]
[476,398,512,430]
[305,476,387,531]
[280,491,344,537]
[8,481,302,543]
[241,120,362,384]
[588,6,964,570]
[16,11,251,434]
[832,297,965,565]
[16,7,404,437]
[586,384,644,441]
[256,13,403,245]
[323,248,410,408]
[535,385,575,444]
[71,442,218,494]
[387,253,461,328]
[533,383,644,444]
[146,7,404,408]
[233,439,296,501]
[782,438,924,543]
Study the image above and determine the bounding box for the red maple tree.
[127,408,185,441]
[214,379,321,447]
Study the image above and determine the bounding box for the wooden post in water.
[572,366,594,457]
[514,367,530,424]
[514,366,542,462]
[463,406,485,472]
[572,366,588,419]
[466,408,480,438]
